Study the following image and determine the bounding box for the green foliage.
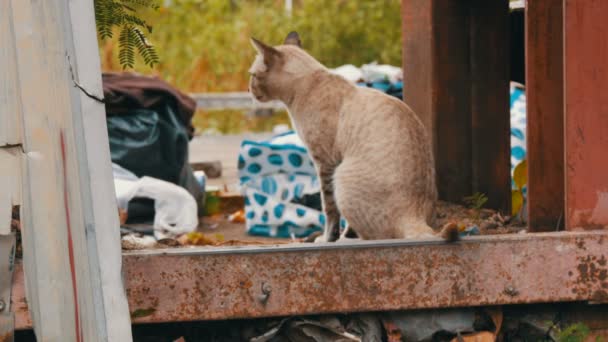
[192,109,291,135]
[555,323,592,342]
[100,0,402,92]
[463,192,489,210]
[95,0,159,68]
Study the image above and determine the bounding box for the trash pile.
[103,73,202,241]
[330,62,404,99]
[134,305,591,342]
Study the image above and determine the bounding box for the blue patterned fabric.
[239,132,325,238]
[357,81,403,99]
[510,83,527,195]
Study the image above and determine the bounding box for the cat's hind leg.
[317,165,341,242]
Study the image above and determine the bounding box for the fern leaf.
[118,25,136,69]
[95,0,160,69]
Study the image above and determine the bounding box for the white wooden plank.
[0,147,21,236]
[10,0,132,340]
[66,0,133,339]
[0,0,23,146]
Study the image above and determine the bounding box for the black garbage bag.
[107,105,188,185]
[103,73,202,224]
[106,105,202,224]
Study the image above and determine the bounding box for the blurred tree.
[100,0,402,92]
[95,0,160,68]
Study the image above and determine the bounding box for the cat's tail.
[438,222,460,242]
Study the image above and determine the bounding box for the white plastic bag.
[113,164,198,240]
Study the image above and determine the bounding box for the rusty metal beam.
[526,0,565,231]
[11,231,608,329]
[564,0,608,230]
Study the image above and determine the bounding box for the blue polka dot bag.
[510,82,527,189]
[238,131,325,238]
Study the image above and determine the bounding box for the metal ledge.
[191,92,285,111]
[12,231,608,329]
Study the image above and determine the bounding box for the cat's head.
[248,31,323,103]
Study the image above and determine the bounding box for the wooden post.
[525,0,565,231]
[3,0,133,340]
[402,0,510,212]
[564,0,608,230]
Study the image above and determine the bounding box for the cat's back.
[342,86,426,136]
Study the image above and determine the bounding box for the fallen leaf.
[184,232,216,246]
[130,308,156,319]
[484,307,503,335]
[381,320,402,342]
[512,190,524,217]
[118,208,128,225]
[513,160,527,191]
[229,209,246,223]
[451,331,496,342]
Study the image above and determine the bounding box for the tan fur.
[249,33,456,242]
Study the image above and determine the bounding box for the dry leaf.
[118,208,128,225]
[513,160,527,191]
[451,331,496,342]
[229,209,246,223]
[183,232,216,246]
[381,320,402,342]
[511,190,524,217]
[484,307,503,335]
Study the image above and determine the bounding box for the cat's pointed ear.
[250,37,281,67]
[284,31,301,47]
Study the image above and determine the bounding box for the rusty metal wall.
[564,0,608,230]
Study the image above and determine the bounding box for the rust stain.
[0,332,13,342]
[573,254,608,301]
[60,131,82,342]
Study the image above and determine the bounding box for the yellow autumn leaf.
[214,233,225,242]
[513,159,528,191]
[512,189,524,216]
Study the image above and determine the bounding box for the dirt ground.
[120,199,526,250]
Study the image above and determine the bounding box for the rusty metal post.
[469,0,511,212]
[526,0,565,231]
[564,0,608,230]
[402,0,472,204]
[402,0,510,211]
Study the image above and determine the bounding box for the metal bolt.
[503,285,519,297]
[0,300,6,312]
[258,282,272,304]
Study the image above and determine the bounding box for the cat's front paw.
[314,234,327,243]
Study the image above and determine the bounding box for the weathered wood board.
[2,0,132,340]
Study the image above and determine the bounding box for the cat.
[248,31,458,242]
